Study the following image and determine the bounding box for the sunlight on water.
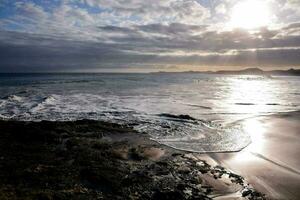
[222,77,272,158]
[225,76,276,115]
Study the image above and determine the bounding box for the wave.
[32,79,105,85]
[0,91,257,153]
[0,92,295,153]
[29,95,58,113]
[0,114,11,119]
[3,95,23,102]
[150,123,250,153]
[0,97,253,153]
[0,100,4,107]
[42,95,57,104]
[135,113,251,153]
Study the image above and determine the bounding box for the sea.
[1,73,299,153]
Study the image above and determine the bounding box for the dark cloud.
[136,23,208,35]
[283,22,300,30]
[1,21,300,72]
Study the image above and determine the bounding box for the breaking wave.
[135,113,251,153]
[0,93,252,152]
[5,95,23,102]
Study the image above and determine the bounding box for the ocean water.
[1,73,299,152]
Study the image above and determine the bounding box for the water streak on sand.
[250,152,300,176]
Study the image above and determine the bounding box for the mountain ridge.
[155,68,300,76]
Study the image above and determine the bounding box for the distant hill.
[154,68,300,76]
[213,68,265,75]
[268,68,300,76]
[213,68,300,76]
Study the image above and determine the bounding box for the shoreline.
[0,111,299,199]
[0,119,265,200]
[201,111,300,200]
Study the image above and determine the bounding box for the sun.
[229,0,271,29]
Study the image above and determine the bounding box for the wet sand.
[198,111,300,200]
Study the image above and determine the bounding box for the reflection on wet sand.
[232,118,266,162]
[200,111,300,200]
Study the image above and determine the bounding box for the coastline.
[0,119,265,200]
[0,111,299,199]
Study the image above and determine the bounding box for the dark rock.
[0,120,266,200]
[171,153,183,157]
[177,166,191,174]
[158,113,197,121]
[152,190,184,200]
[242,189,252,197]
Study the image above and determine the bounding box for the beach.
[1,0,300,198]
[0,74,299,199]
[1,111,299,199]
[200,111,300,200]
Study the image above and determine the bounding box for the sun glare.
[229,0,271,29]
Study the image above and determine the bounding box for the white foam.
[8,95,23,102]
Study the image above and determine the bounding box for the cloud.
[215,3,227,15]
[1,20,300,72]
[69,0,211,25]
[15,2,48,20]
[0,0,300,72]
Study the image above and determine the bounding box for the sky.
[0,0,300,72]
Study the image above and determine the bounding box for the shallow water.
[0,73,299,152]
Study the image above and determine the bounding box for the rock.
[178,166,191,174]
[0,120,266,200]
[128,148,145,160]
[196,161,205,167]
[151,191,184,200]
[112,147,129,160]
[158,113,197,121]
[171,153,183,157]
[36,193,52,200]
[142,147,165,160]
